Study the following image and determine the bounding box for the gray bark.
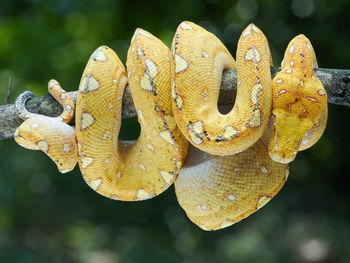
[1,67,349,140]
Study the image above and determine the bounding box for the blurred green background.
[0,0,350,262]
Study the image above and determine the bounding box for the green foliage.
[1,0,350,262]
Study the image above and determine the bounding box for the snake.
[268,34,327,163]
[13,21,327,230]
[15,29,188,201]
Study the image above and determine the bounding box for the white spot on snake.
[242,27,252,37]
[248,109,261,127]
[289,44,295,54]
[103,158,110,164]
[80,112,95,130]
[171,83,176,99]
[202,90,209,100]
[257,196,271,209]
[189,130,203,144]
[136,189,150,200]
[250,83,263,104]
[193,121,203,134]
[113,79,117,84]
[244,46,261,63]
[306,42,312,51]
[285,169,289,180]
[147,143,155,151]
[198,204,209,210]
[212,40,218,47]
[302,139,310,146]
[223,126,238,140]
[145,59,158,78]
[66,105,72,111]
[175,160,182,169]
[160,131,175,146]
[175,95,183,110]
[116,171,121,179]
[92,47,107,62]
[180,22,193,30]
[318,89,326,96]
[31,122,39,129]
[276,78,284,84]
[137,46,144,57]
[140,74,153,92]
[251,24,260,33]
[48,80,59,89]
[290,60,294,67]
[102,131,110,140]
[89,178,102,191]
[312,75,317,80]
[77,143,82,155]
[242,24,260,37]
[227,194,236,201]
[37,140,48,152]
[79,74,100,93]
[202,51,209,58]
[275,89,287,98]
[63,143,70,153]
[137,109,144,123]
[60,93,66,100]
[81,156,93,169]
[261,166,268,174]
[174,54,188,73]
[188,121,204,144]
[160,170,174,184]
[285,68,292,74]
[139,162,146,171]
[299,79,304,87]
[305,96,318,102]
[108,103,113,109]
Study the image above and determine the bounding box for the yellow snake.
[14,22,327,231]
[268,34,327,163]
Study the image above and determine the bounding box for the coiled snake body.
[14,22,327,230]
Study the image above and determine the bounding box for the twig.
[0,67,350,140]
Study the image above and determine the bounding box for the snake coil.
[14,22,327,230]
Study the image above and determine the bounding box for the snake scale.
[14,22,327,231]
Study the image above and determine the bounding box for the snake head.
[269,67,327,163]
[268,34,327,164]
[14,116,78,173]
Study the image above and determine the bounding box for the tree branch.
[1,67,349,140]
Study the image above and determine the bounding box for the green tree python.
[14,22,327,231]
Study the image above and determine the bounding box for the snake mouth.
[13,129,25,141]
[269,149,297,164]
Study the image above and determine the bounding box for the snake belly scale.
[13,21,327,230]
